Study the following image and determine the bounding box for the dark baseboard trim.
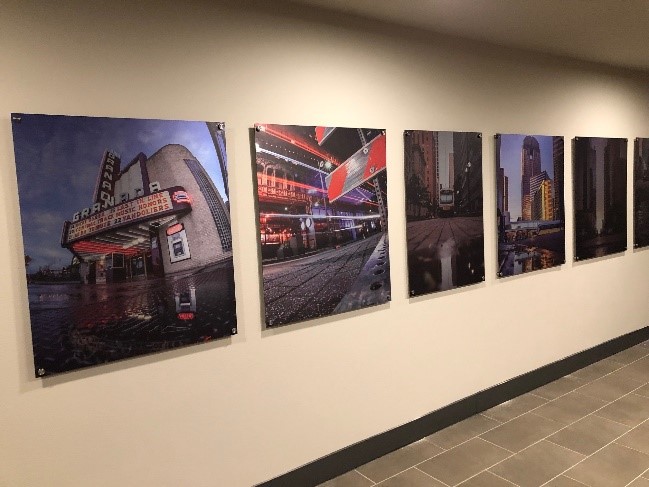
[257,326,649,487]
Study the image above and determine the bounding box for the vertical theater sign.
[11,114,236,376]
[254,124,390,327]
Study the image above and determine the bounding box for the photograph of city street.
[254,124,390,326]
[574,136,627,260]
[12,114,236,376]
[634,138,649,248]
[404,130,484,296]
[496,134,565,277]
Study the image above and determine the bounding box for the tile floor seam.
[543,438,590,457]
[334,350,649,487]
[624,471,649,487]
[354,469,375,484]
[536,415,649,486]
[479,412,504,424]
[482,470,521,486]
[423,437,447,450]
[479,437,516,454]
[614,442,649,458]
[591,412,639,428]
[560,474,591,487]
[365,448,449,486]
[477,387,648,486]
[413,466,452,487]
[436,369,649,486]
[425,418,520,454]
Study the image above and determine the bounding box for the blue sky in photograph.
[498,134,555,221]
[12,114,227,271]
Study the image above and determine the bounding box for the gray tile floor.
[319,340,649,487]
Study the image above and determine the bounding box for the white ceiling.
[290,0,649,71]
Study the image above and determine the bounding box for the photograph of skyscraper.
[496,134,565,277]
[634,138,649,248]
[404,130,484,297]
[574,137,627,260]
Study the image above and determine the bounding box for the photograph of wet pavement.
[29,262,236,376]
[407,217,484,295]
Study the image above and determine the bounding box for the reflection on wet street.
[635,195,649,247]
[28,260,236,376]
[576,232,626,260]
[498,231,565,276]
[499,245,559,276]
[407,217,484,296]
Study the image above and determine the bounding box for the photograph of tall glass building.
[404,130,484,296]
[254,124,390,326]
[12,114,236,376]
[574,136,627,260]
[496,134,565,277]
[634,138,649,248]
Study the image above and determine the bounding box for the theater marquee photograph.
[11,113,236,377]
[574,136,627,261]
[496,134,565,277]
[404,130,484,297]
[254,123,390,327]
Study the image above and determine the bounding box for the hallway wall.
[1,1,648,485]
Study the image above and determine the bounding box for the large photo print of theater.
[12,114,236,376]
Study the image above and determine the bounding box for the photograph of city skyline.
[254,123,390,326]
[634,138,649,248]
[496,134,565,277]
[12,114,236,376]
[404,130,484,296]
[574,136,627,260]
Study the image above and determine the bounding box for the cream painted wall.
[1,1,648,486]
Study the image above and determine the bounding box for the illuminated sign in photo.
[254,123,390,327]
[11,113,237,377]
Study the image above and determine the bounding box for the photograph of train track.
[404,130,484,296]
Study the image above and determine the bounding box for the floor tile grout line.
[345,351,649,487]
[353,469,375,484]
[543,438,591,457]
[479,437,516,454]
[614,442,649,458]
[478,412,504,424]
[590,412,639,428]
[561,474,591,486]
[481,470,520,486]
[360,447,450,486]
[455,364,649,485]
[412,466,452,487]
[624,470,649,487]
[537,413,649,487]
[477,383,649,487]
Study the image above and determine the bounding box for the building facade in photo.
[61,144,231,284]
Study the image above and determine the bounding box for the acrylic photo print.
[254,124,390,326]
[11,114,236,377]
[573,137,627,260]
[634,138,649,248]
[496,134,565,277]
[404,130,484,296]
